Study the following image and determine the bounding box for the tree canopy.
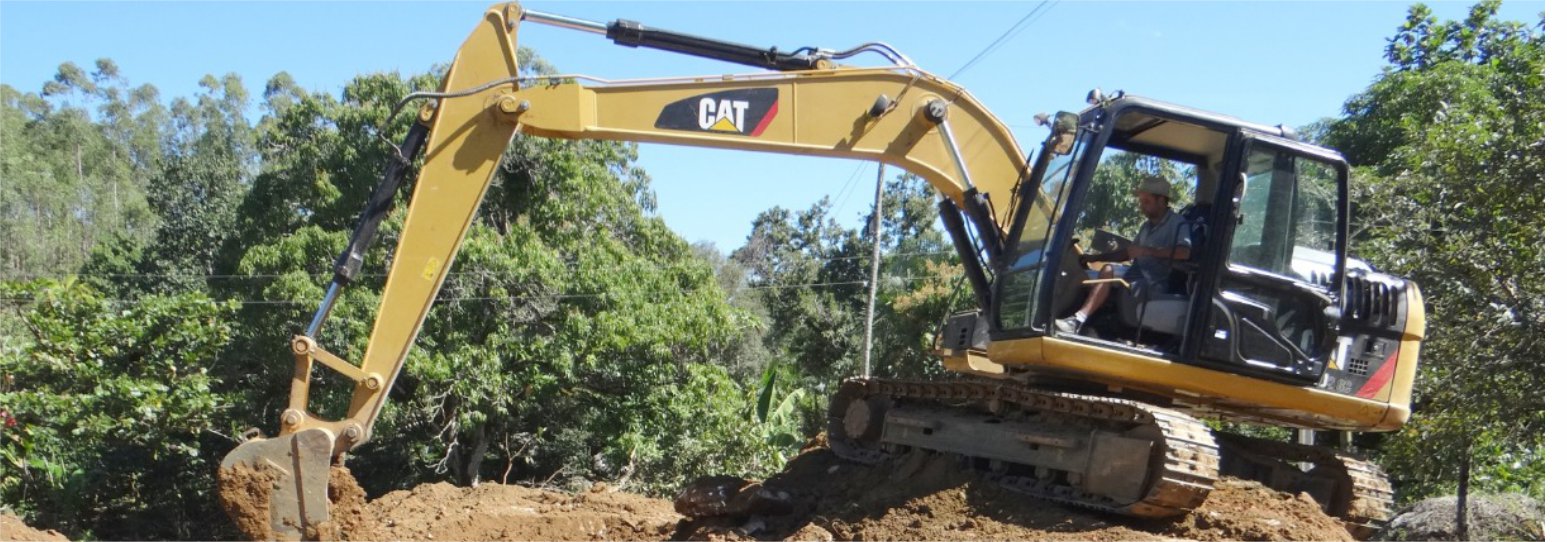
[1324,0,1543,500]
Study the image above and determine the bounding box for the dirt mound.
[1161,479,1356,542]
[1377,494,1543,541]
[1,512,69,542]
[296,438,1354,542]
[676,444,1354,542]
[339,480,681,541]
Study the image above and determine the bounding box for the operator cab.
[990,93,1350,386]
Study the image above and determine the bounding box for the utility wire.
[948,1,1056,81]
[828,167,870,224]
[822,161,870,224]
[832,1,1056,227]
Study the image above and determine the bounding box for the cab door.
[1197,135,1347,383]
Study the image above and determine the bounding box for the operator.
[1055,174,1191,335]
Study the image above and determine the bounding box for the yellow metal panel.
[345,2,523,439]
[1378,283,1425,427]
[989,336,1403,431]
[512,67,1029,234]
[941,350,1008,377]
[1347,283,1425,423]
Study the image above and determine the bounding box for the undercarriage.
[827,378,1393,538]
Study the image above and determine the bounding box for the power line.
[823,161,870,224]
[829,172,867,224]
[948,1,1056,81]
[795,2,1062,229]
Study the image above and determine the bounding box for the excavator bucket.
[218,428,336,541]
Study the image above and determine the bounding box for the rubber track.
[829,378,1220,518]
[1215,431,1394,539]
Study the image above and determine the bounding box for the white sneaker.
[1054,316,1082,334]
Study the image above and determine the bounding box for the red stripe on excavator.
[750,101,779,136]
[1354,348,1400,399]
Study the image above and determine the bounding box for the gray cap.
[1137,174,1173,199]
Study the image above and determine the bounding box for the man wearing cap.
[1055,174,1192,335]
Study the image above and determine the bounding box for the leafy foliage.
[205,52,796,500]
[0,280,238,539]
[1323,0,1543,501]
[1,50,802,538]
[1,62,160,279]
[731,172,966,391]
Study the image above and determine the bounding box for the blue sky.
[0,1,1545,253]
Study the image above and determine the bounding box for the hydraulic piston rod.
[521,8,824,71]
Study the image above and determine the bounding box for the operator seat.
[1115,203,1208,336]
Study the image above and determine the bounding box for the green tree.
[81,72,258,297]
[732,172,974,398]
[215,52,794,500]
[692,240,773,380]
[0,280,238,540]
[0,60,162,279]
[853,174,966,380]
[141,73,256,293]
[733,200,861,386]
[1324,0,1543,501]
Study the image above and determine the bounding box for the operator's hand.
[1126,244,1147,259]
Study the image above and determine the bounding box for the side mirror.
[1047,111,1079,155]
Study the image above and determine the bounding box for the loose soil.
[1,512,68,542]
[27,436,1489,541]
[12,436,1355,541]
[296,437,1355,541]
[668,443,1353,542]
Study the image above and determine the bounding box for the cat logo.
[698,98,750,132]
[655,88,779,137]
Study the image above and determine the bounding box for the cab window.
[1230,146,1339,282]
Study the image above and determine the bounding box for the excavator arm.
[512,68,1029,218]
[219,3,1034,539]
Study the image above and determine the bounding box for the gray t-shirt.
[1126,208,1192,291]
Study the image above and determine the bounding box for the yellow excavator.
[220,3,1424,540]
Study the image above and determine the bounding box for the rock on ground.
[1377,493,1543,541]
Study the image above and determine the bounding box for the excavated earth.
[1,512,69,542]
[211,436,1357,542]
